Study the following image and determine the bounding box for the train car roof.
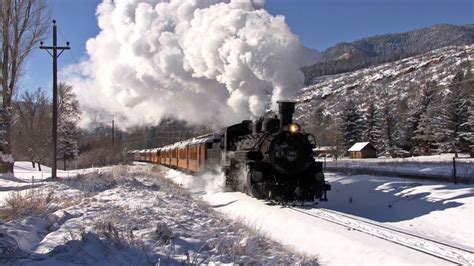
[159,133,222,150]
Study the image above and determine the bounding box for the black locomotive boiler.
[217,101,330,202]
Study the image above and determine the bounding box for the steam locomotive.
[132,101,330,202]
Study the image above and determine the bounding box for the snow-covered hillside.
[294,44,473,120]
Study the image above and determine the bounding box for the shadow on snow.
[317,174,473,222]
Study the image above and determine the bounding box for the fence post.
[324,156,326,171]
[452,157,457,185]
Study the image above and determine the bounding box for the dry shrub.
[155,222,173,245]
[94,216,140,247]
[95,219,121,243]
[0,188,58,221]
[59,166,156,194]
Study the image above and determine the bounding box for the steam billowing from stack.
[66,0,320,128]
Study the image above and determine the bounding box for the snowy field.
[0,162,316,265]
[0,162,110,207]
[323,153,474,181]
[1,161,473,265]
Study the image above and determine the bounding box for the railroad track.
[289,207,473,265]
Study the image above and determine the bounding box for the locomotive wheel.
[250,183,267,199]
[246,171,267,199]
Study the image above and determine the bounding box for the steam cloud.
[65,0,320,128]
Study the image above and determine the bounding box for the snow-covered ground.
[0,163,316,265]
[1,161,473,265]
[0,161,109,207]
[167,167,473,265]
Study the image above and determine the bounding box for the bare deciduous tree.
[13,88,51,170]
[1,0,49,173]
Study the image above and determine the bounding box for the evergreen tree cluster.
[333,70,473,156]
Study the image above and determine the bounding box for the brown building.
[348,142,377,159]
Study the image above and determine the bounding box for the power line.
[56,27,100,109]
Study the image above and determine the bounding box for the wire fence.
[3,168,103,184]
[319,157,474,184]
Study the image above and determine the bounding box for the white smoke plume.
[65,0,320,128]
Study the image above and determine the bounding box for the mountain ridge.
[303,24,474,83]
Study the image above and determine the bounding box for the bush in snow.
[93,216,143,248]
[58,166,135,193]
[154,222,173,245]
[0,188,60,221]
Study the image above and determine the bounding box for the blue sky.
[22,0,473,96]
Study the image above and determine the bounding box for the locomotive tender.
[133,101,330,202]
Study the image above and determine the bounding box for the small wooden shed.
[348,142,377,159]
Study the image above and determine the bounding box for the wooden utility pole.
[112,115,115,148]
[40,20,70,179]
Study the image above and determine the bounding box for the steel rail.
[288,206,473,265]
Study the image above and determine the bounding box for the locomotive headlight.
[289,123,300,134]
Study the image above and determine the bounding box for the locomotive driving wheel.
[246,170,267,199]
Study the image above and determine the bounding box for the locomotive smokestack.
[278,101,295,129]
[253,118,263,134]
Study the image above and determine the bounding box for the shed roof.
[348,142,374,152]
[313,146,333,151]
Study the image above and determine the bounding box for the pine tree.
[406,82,436,151]
[340,99,364,149]
[461,68,474,146]
[468,93,474,145]
[58,121,79,170]
[365,102,383,151]
[380,101,397,154]
[437,71,473,155]
[309,106,334,146]
[57,83,81,170]
[413,91,442,154]
[393,96,410,150]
